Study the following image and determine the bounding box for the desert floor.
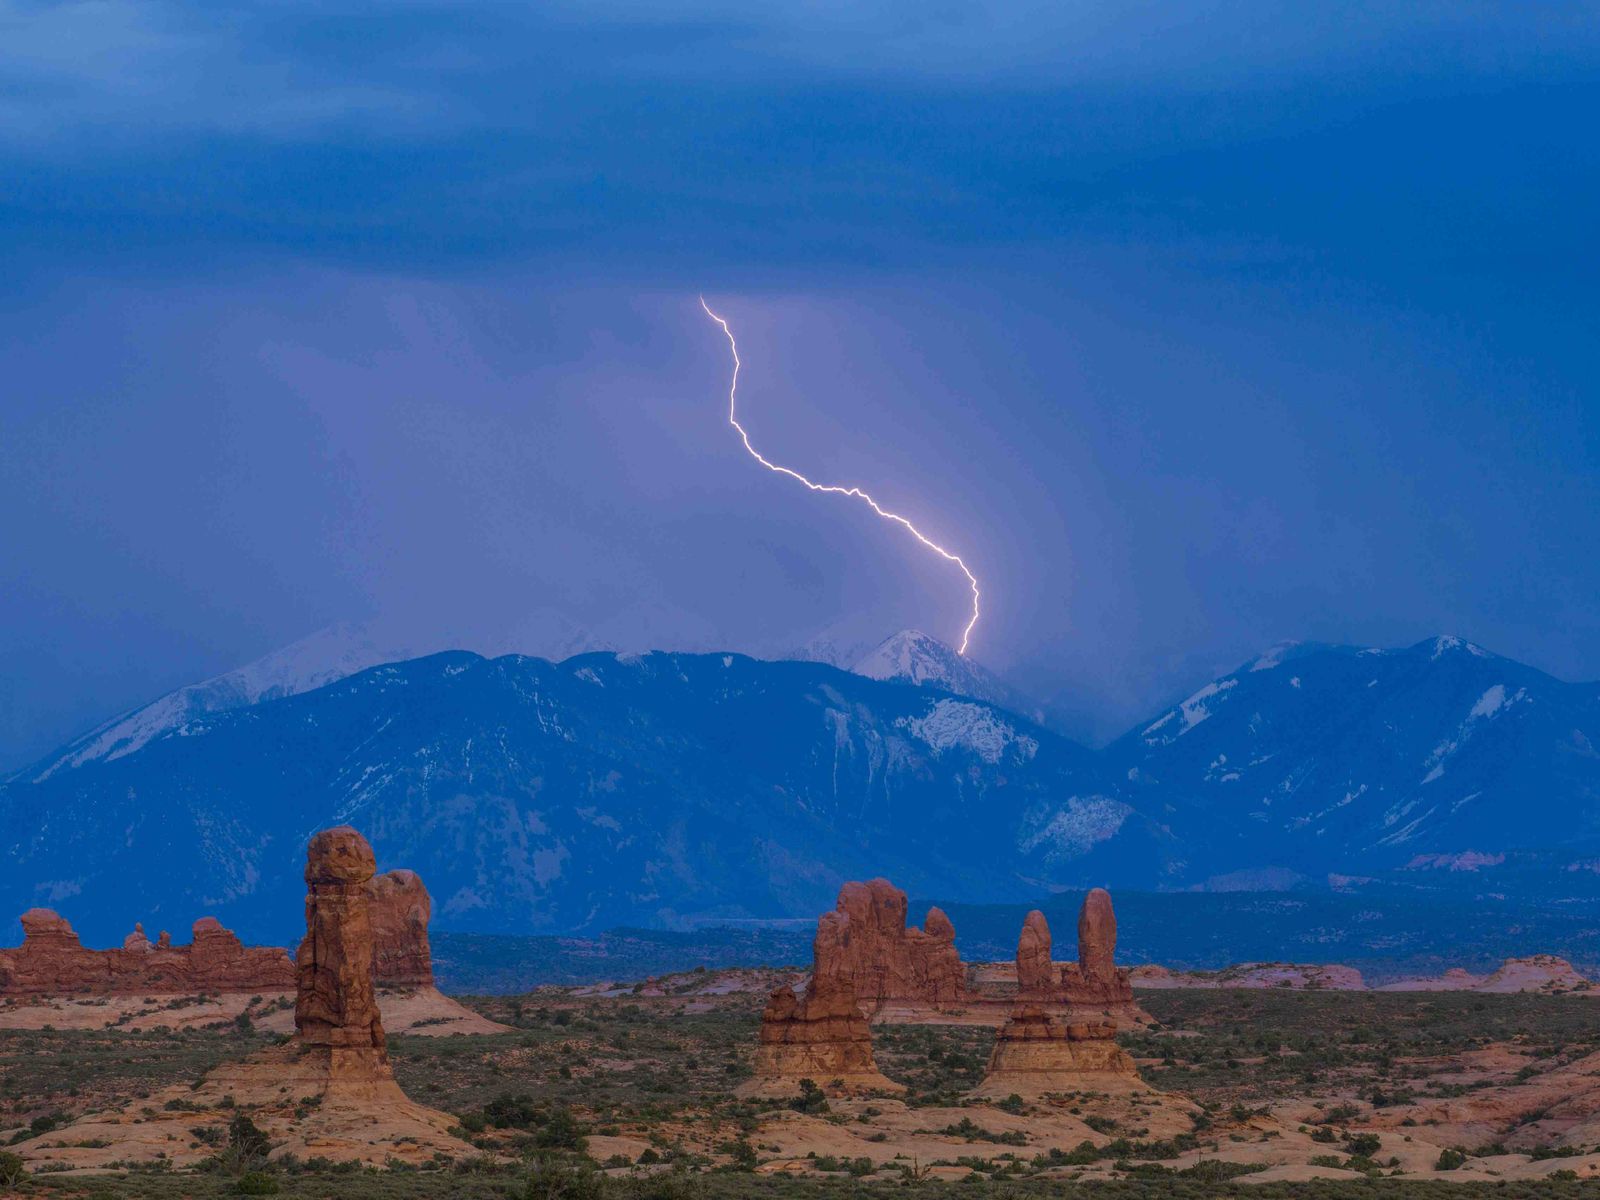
[8,978,1600,1197]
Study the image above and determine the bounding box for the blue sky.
[2,1,1598,761]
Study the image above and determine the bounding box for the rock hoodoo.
[0,909,293,996]
[295,825,386,1051]
[742,910,904,1096]
[1004,896,1145,1024]
[973,908,1139,1098]
[367,868,433,987]
[1016,909,1056,996]
[820,878,967,1014]
[1077,887,1118,986]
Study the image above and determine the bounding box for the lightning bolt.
[701,298,982,656]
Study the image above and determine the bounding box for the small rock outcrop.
[821,879,967,1013]
[974,909,1139,1098]
[0,909,293,996]
[296,826,385,1052]
[366,869,433,988]
[742,911,904,1096]
[977,1007,1138,1094]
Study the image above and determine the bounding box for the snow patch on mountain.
[1018,795,1133,857]
[897,699,1038,764]
[1142,678,1238,745]
[1421,684,1526,783]
[1250,641,1300,672]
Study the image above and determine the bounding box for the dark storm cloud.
[2,1,1598,762]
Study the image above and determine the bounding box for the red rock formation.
[295,825,385,1052]
[1055,890,1144,1023]
[974,906,1140,1096]
[1016,909,1056,997]
[0,910,292,996]
[974,1005,1138,1097]
[367,869,432,987]
[743,911,903,1096]
[820,879,967,1012]
[1077,887,1117,986]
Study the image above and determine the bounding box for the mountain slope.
[1,652,1175,945]
[1106,636,1600,885]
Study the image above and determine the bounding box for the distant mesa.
[0,908,293,996]
[1129,955,1595,995]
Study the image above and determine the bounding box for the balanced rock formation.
[822,879,967,1015]
[973,908,1139,1098]
[367,869,432,988]
[0,908,293,996]
[742,910,904,1097]
[17,825,472,1173]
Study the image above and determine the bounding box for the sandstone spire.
[295,825,385,1052]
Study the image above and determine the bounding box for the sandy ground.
[0,985,510,1036]
[14,1043,474,1174]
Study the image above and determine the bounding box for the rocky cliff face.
[0,909,293,996]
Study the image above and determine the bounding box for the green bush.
[235,1170,281,1195]
[1436,1147,1468,1170]
[0,1150,26,1187]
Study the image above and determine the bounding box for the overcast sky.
[3,0,1597,763]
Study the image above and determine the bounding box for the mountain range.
[4,629,1597,945]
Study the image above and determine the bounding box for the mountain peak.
[850,630,1042,721]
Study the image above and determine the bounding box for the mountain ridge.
[7,631,1598,945]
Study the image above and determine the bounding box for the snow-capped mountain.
[1108,635,1600,886]
[850,630,1044,722]
[0,651,1173,944]
[29,618,1042,786]
[24,613,607,782]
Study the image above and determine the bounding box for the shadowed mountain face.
[1107,637,1600,885]
[0,652,1173,945]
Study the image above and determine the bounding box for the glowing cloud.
[700,298,982,655]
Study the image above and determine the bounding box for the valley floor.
[8,982,1600,1196]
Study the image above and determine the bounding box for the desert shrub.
[0,1150,26,1187]
[1436,1147,1468,1170]
[522,1152,604,1200]
[236,1170,281,1194]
